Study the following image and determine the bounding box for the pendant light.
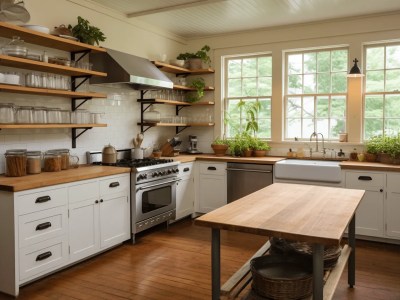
[347,58,364,77]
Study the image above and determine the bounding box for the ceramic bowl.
[21,25,50,34]
[169,59,185,67]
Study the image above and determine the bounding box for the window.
[285,48,348,140]
[364,43,400,139]
[224,55,272,139]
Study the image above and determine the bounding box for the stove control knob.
[174,168,179,173]
[167,169,172,174]
[143,174,148,179]
[158,171,163,176]
[152,172,157,177]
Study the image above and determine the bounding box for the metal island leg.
[313,243,324,300]
[212,228,220,300]
[348,215,356,288]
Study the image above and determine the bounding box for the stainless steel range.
[87,149,180,242]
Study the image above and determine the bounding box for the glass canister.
[3,36,27,58]
[46,108,62,123]
[32,107,47,123]
[44,152,62,172]
[5,150,27,177]
[0,103,16,123]
[49,149,70,170]
[26,151,42,174]
[16,106,33,123]
[143,105,161,122]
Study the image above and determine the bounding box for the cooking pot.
[102,144,117,165]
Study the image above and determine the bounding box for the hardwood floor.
[1,218,399,300]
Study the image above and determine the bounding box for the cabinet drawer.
[387,172,400,192]
[17,188,68,216]
[19,207,67,248]
[178,162,194,178]
[19,236,67,281]
[345,171,384,188]
[99,175,129,197]
[199,162,226,176]
[69,181,99,204]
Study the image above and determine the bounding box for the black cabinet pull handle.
[36,222,52,231]
[100,199,104,203]
[36,251,52,261]
[380,189,383,192]
[95,200,99,204]
[35,196,51,203]
[183,167,190,172]
[207,167,217,171]
[358,176,372,181]
[109,182,120,188]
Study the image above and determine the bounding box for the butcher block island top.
[196,183,364,245]
[0,165,131,192]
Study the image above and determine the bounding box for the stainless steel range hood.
[89,48,173,90]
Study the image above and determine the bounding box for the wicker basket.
[270,237,342,270]
[250,255,313,300]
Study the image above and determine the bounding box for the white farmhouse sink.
[275,159,341,183]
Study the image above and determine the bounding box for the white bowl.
[21,25,50,34]
[169,59,185,67]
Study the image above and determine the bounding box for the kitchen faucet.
[309,132,325,157]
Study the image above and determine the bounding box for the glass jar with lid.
[0,103,16,123]
[44,152,62,172]
[26,151,42,174]
[5,149,27,177]
[3,36,27,58]
[46,108,62,123]
[16,106,33,123]
[49,149,70,170]
[143,105,161,123]
[32,107,47,123]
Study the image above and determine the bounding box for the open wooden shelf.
[138,122,214,127]
[0,124,107,129]
[137,98,214,106]
[0,55,107,77]
[0,21,106,53]
[173,84,214,91]
[152,61,214,75]
[0,84,107,99]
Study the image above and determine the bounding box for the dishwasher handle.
[226,168,272,174]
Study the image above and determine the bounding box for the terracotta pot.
[211,144,228,156]
[378,153,393,164]
[188,58,202,70]
[253,150,267,157]
[364,153,377,162]
[242,149,253,157]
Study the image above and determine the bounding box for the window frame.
[283,47,349,141]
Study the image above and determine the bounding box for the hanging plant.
[186,77,206,103]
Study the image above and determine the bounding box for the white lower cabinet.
[175,162,195,220]
[344,169,400,241]
[196,161,227,213]
[386,172,400,238]
[0,173,130,296]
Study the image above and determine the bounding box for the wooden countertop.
[340,161,400,172]
[174,154,285,164]
[0,165,131,192]
[195,183,365,246]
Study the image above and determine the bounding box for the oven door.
[135,177,177,223]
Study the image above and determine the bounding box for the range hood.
[89,48,173,90]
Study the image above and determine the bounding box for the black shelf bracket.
[71,75,91,91]
[72,127,92,148]
[176,105,186,114]
[70,50,91,63]
[71,98,91,111]
[176,126,190,134]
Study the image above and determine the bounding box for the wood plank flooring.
[1,218,399,300]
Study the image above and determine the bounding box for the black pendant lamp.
[347,58,364,77]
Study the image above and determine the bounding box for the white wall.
[187,11,400,156]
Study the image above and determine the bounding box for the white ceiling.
[89,0,400,38]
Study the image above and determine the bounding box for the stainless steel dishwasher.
[227,162,273,202]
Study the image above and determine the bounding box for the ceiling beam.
[126,0,227,18]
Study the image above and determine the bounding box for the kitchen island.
[195,183,365,300]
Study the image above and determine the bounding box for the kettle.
[102,144,117,165]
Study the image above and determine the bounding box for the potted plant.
[176,45,211,70]
[364,136,382,162]
[253,138,271,157]
[186,77,205,103]
[68,16,106,45]
[211,137,229,156]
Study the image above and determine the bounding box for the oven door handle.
[136,179,181,191]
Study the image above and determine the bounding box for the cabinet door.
[68,198,100,262]
[198,175,227,213]
[99,195,130,249]
[345,171,384,238]
[386,173,400,238]
[176,176,194,220]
